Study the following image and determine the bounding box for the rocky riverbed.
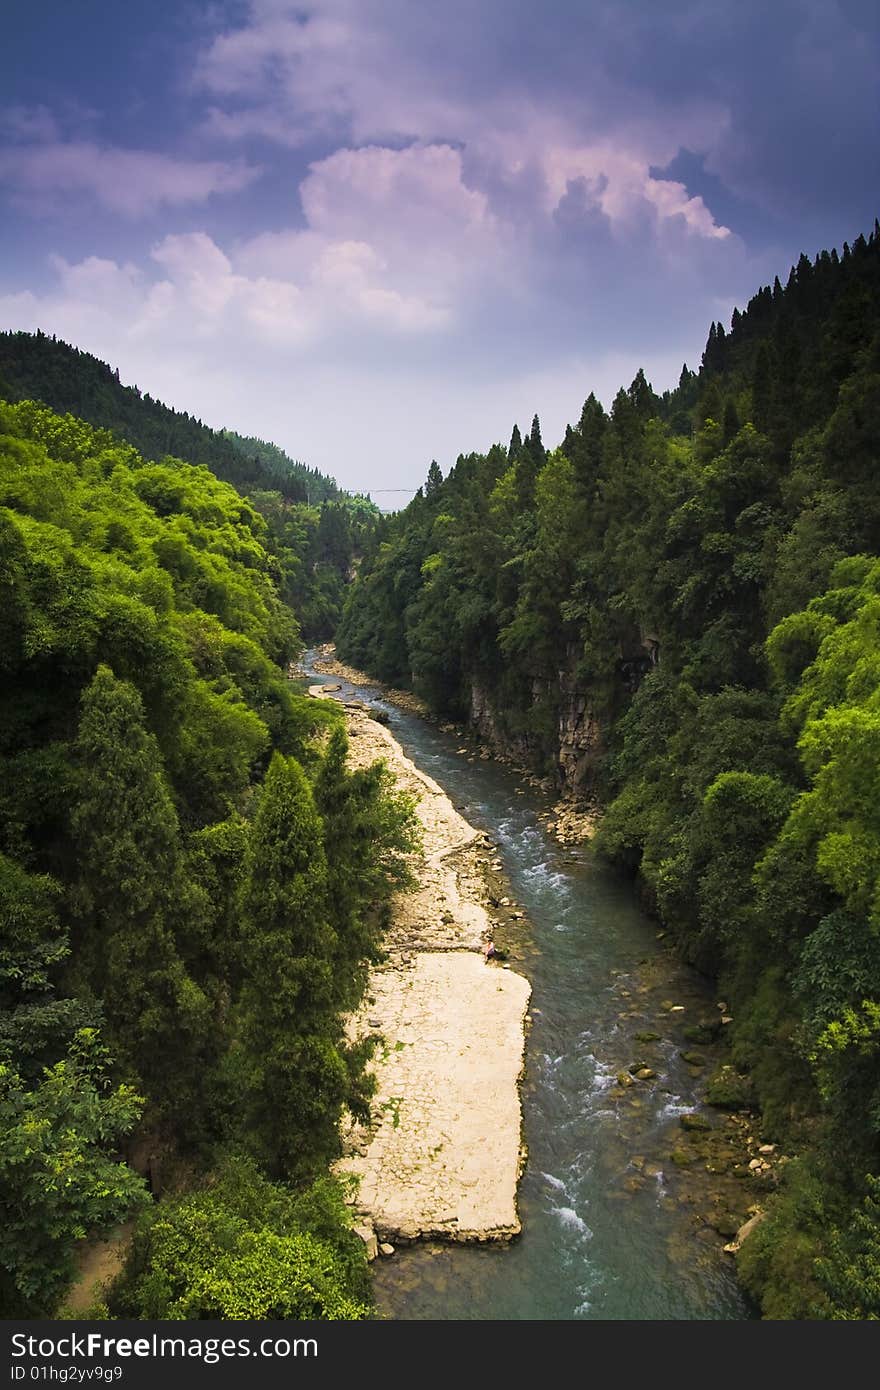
[305,686,532,1245]
[306,650,774,1283]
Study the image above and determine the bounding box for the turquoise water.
[306,661,752,1321]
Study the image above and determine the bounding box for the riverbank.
[306,652,773,1296]
[311,646,600,848]
[306,685,532,1244]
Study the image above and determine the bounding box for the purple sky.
[1,0,878,493]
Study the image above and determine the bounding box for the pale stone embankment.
[313,647,599,848]
[306,684,532,1244]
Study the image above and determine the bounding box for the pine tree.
[314,728,416,1011]
[722,397,741,445]
[425,459,443,499]
[529,414,546,467]
[70,666,210,1110]
[751,343,775,434]
[567,392,607,494]
[239,752,346,1179]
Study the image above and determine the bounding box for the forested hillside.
[0,332,336,502]
[0,399,416,1316]
[0,332,381,639]
[338,226,880,1316]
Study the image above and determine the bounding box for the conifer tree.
[70,666,210,1111]
[314,727,417,1010]
[239,752,346,1179]
[425,459,443,499]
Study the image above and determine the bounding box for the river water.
[306,661,752,1321]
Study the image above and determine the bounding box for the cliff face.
[469,652,603,792]
[557,666,602,790]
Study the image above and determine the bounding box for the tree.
[314,727,417,1009]
[0,1028,147,1315]
[70,665,211,1116]
[425,459,443,499]
[238,753,346,1179]
[112,1159,370,1320]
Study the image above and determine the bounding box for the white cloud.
[300,143,493,243]
[0,4,767,493]
[0,139,260,217]
[193,1,731,246]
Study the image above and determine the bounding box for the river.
[306,659,753,1321]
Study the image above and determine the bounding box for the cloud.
[0,105,60,143]
[5,1,870,493]
[0,118,260,217]
[193,0,879,239]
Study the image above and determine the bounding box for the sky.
[1,1,878,496]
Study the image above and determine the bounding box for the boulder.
[706,1064,756,1110]
[353,1224,378,1261]
[683,1020,722,1044]
[680,1112,712,1132]
[723,1210,766,1254]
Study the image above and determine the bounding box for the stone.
[353,1224,378,1261]
[378,1243,395,1257]
[680,1113,712,1132]
[680,1051,706,1067]
[635,1068,656,1081]
[735,1211,766,1246]
[616,1070,635,1088]
[669,1005,685,1013]
[683,1020,721,1044]
[758,1144,776,1155]
[706,1064,755,1110]
[635,1031,661,1043]
[723,1210,766,1254]
[670,1149,693,1166]
[708,1211,744,1238]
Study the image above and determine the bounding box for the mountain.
[0,330,339,503]
[0,330,381,639]
[337,223,880,1318]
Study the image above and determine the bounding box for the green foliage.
[817,1175,880,1318]
[737,1158,834,1319]
[0,394,413,1315]
[111,1158,370,1320]
[314,727,418,1009]
[0,1029,147,1316]
[338,225,880,1319]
